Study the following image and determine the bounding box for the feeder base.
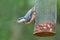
[33,31,56,37]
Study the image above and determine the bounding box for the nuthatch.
[17,7,36,24]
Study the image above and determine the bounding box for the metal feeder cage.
[33,0,57,37]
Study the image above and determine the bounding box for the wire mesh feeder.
[33,0,57,37]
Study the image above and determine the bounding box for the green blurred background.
[0,0,60,40]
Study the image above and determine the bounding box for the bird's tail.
[17,17,26,23]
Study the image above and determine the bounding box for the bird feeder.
[33,0,57,37]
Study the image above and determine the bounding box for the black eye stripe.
[17,17,24,21]
[18,19,21,20]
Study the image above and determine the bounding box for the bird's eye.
[17,17,23,21]
[17,18,21,21]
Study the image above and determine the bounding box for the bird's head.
[17,17,24,23]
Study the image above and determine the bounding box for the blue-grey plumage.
[17,7,35,23]
[24,8,33,22]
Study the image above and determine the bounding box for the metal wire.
[35,0,57,24]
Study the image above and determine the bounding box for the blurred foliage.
[0,0,60,40]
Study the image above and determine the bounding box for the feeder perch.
[33,0,57,37]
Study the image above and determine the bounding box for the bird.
[17,7,36,24]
